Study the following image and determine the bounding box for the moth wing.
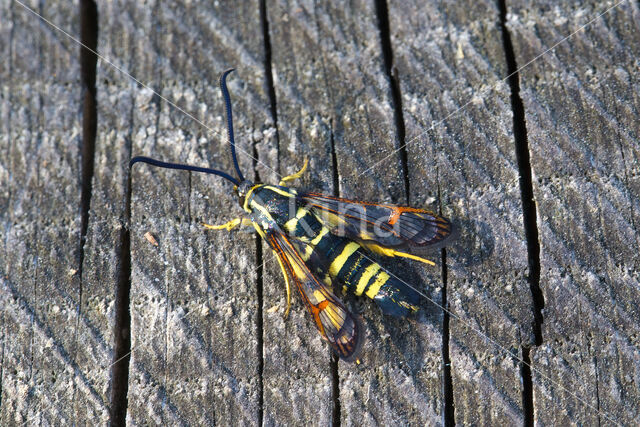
[265,229,364,362]
[299,192,455,251]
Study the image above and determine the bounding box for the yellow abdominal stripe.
[328,242,359,277]
[365,271,390,299]
[324,241,394,300]
[284,206,310,233]
[325,211,347,228]
[303,228,330,260]
[310,227,330,246]
[355,263,380,296]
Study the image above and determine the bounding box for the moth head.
[236,180,255,206]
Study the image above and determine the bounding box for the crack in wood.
[441,246,455,427]
[260,0,281,174]
[520,346,534,427]
[78,0,98,283]
[374,0,410,205]
[499,0,545,423]
[109,179,132,427]
[376,0,456,424]
[329,119,342,427]
[438,179,455,427]
[78,0,99,420]
[498,0,544,347]
[100,0,132,421]
[251,121,265,426]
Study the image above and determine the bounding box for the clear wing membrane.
[299,192,455,251]
[264,229,364,361]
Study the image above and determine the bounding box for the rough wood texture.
[2,0,639,425]
[96,1,270,424]
[508,1,640,424]
[390,1,534,424]
[265,1,443,425]
[0,1,96,423]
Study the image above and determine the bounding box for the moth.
[131,70,455,362]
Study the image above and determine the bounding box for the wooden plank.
[94,1,269,423]
[0,0,104,423]
[389,0,535,424]
[79,0,130,421]
[6,0,636,424]
[263,2,355,423]
[507,0,640,424]
[266,0,444,424]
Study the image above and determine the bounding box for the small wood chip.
[144,232,159,246]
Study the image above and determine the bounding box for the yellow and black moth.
[131,70,455,362]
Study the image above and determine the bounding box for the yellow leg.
[363,243,436,266]
[279,158,309,186]
[202,217,252,232]
[273,250,293,319]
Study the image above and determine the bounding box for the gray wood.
[0,0,101,423]
[390,1,535,424]
[264,0,369,424]
[95,1,269,424]
[508,1,640,424]
[80,0,132,421]
[3,0,639,424]
[266,1,444,425]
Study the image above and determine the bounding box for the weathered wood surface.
[1,0,639,425]
[102,2,269,424]
[0,1,109,424]
[391,1,534,424]
[508,1,640,425]
[265,1,444,425]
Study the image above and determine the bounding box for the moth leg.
[273,250,293,319]
[202,217,252,231]
[363,242,436,266]
[278,158,309,186]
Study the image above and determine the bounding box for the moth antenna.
[130,156,239,186]
[220,68,245,182]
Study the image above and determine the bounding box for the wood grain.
[389,0,534,424]
[2,0,638,424]
[508,0,640,424]
[266,1,443,425]
[0,0,96,423]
